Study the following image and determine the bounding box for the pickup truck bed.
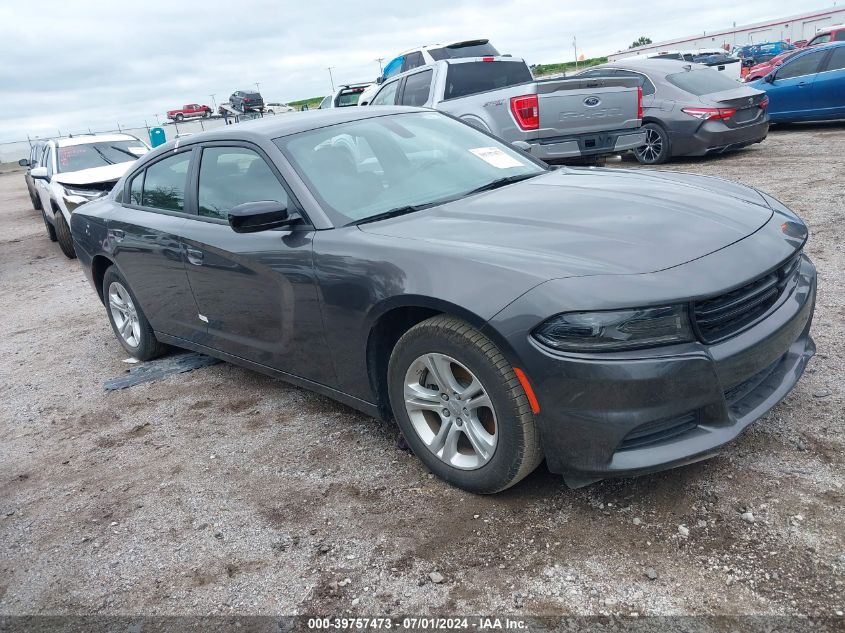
[367,57,646,161]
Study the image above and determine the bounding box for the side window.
[399,70,433,107]
[826,47,845,71]
[402,51,424,72]
[198,147,288,220]
[810,34,831,46]
[129,172,143,205]
[318,96,332,109]
[44,147,54,177]
[371,80,400,106]
[615,70,656,96]
[836,31,845,42]
[142,151,191,212]
[778,51,826,79]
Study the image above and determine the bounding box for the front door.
[769,49,826,119]
[178,143,335,386]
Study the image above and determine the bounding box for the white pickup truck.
[365,57,646,162]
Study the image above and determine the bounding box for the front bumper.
[529,130,647,160]
[490,253,816,485]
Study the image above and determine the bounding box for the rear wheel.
[102,266,167,361]
[54,210,76,258]
[634,122,671,165]
[42,208,57,242]
[388,315,543,494]
[175,113,184,122]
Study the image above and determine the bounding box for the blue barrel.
[149,127,166,148]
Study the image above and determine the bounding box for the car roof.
[399,38,490,56]
[600,58,706,74]
[145,106,428,156]
[54,133,141,148]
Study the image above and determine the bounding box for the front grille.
[617,412,699,451]
[693,253,801,344]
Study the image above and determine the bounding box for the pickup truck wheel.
[54,211,76,259]
[102,267,167,361]
[203,111,210,118]
[388,315,543,494]
[175,113,184,122]
[42,208,57,242]
[634,123,671,165]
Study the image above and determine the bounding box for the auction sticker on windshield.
[469,147,524,169]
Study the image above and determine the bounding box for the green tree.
[629,36,653,49]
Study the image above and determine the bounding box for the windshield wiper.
[109,145,141,159]
[352,205,426,226]
[90,145,116,165]
[462,172,542,196]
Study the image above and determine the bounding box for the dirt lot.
[1,123,843,622]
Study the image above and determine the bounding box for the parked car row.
[18,134,149,258]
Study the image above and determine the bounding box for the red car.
[744,49,803,82]
[806,25,845,47]
[166,104,213,121]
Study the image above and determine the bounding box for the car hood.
[52,162,135,186]
[359,168,774,279]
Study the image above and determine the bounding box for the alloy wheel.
[403,353,498,470]
[108,281,141,348]
[636,128,663,163]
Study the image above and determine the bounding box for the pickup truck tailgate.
[536,77,641,137]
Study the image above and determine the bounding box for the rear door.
[178,142,334,384]
[767,49,827,119]
[110,149,202,340]
[397,69,434,107]
[812,46,845,119]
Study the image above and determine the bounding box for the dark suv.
[229,90,264,112]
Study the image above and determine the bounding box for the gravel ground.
[0,123,843,622]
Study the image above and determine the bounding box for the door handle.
[185,248,204,266]
[109,228,125,241]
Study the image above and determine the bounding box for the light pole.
[375,57,384,74]
[255,82,261,93]
[572,36,578,72]
[155,114,160,125]
[210,94,217,110]
[327,67,336,92]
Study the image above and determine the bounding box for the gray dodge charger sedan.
[70,107,816,493]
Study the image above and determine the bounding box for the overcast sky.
[0,0,819,142]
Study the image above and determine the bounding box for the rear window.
[428,41,500,61]
[665,69,743,95]
[336,87,366,107]
[444,61,532,100]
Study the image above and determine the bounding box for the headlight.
[532,305,693,352]
[62,187,104,213]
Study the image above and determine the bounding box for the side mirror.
[228,201,293,233]
[18,158,30,167]
[764,73,775,83]
[30,166,49,180]
[376,76,385,85]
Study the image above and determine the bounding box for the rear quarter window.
[666,69,744,95]
[444,61,533,100]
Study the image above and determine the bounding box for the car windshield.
[666,69,743,95]
[276,111,545,225]
[57,140,147,173]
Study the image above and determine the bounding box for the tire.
[54,210,76,259]
[387,315,543,494]
[29,185,42,211]
[42,207,57,242]
[634,122,671,165]
[102,266,167,361]
[175,113,184,122]
[203,110,210,118]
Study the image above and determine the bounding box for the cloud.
[0,0,807,141]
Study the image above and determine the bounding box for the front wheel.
[388,315,543,494]
[54,211,76,258]
[634,122,671,165]
[102,267,167,361]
